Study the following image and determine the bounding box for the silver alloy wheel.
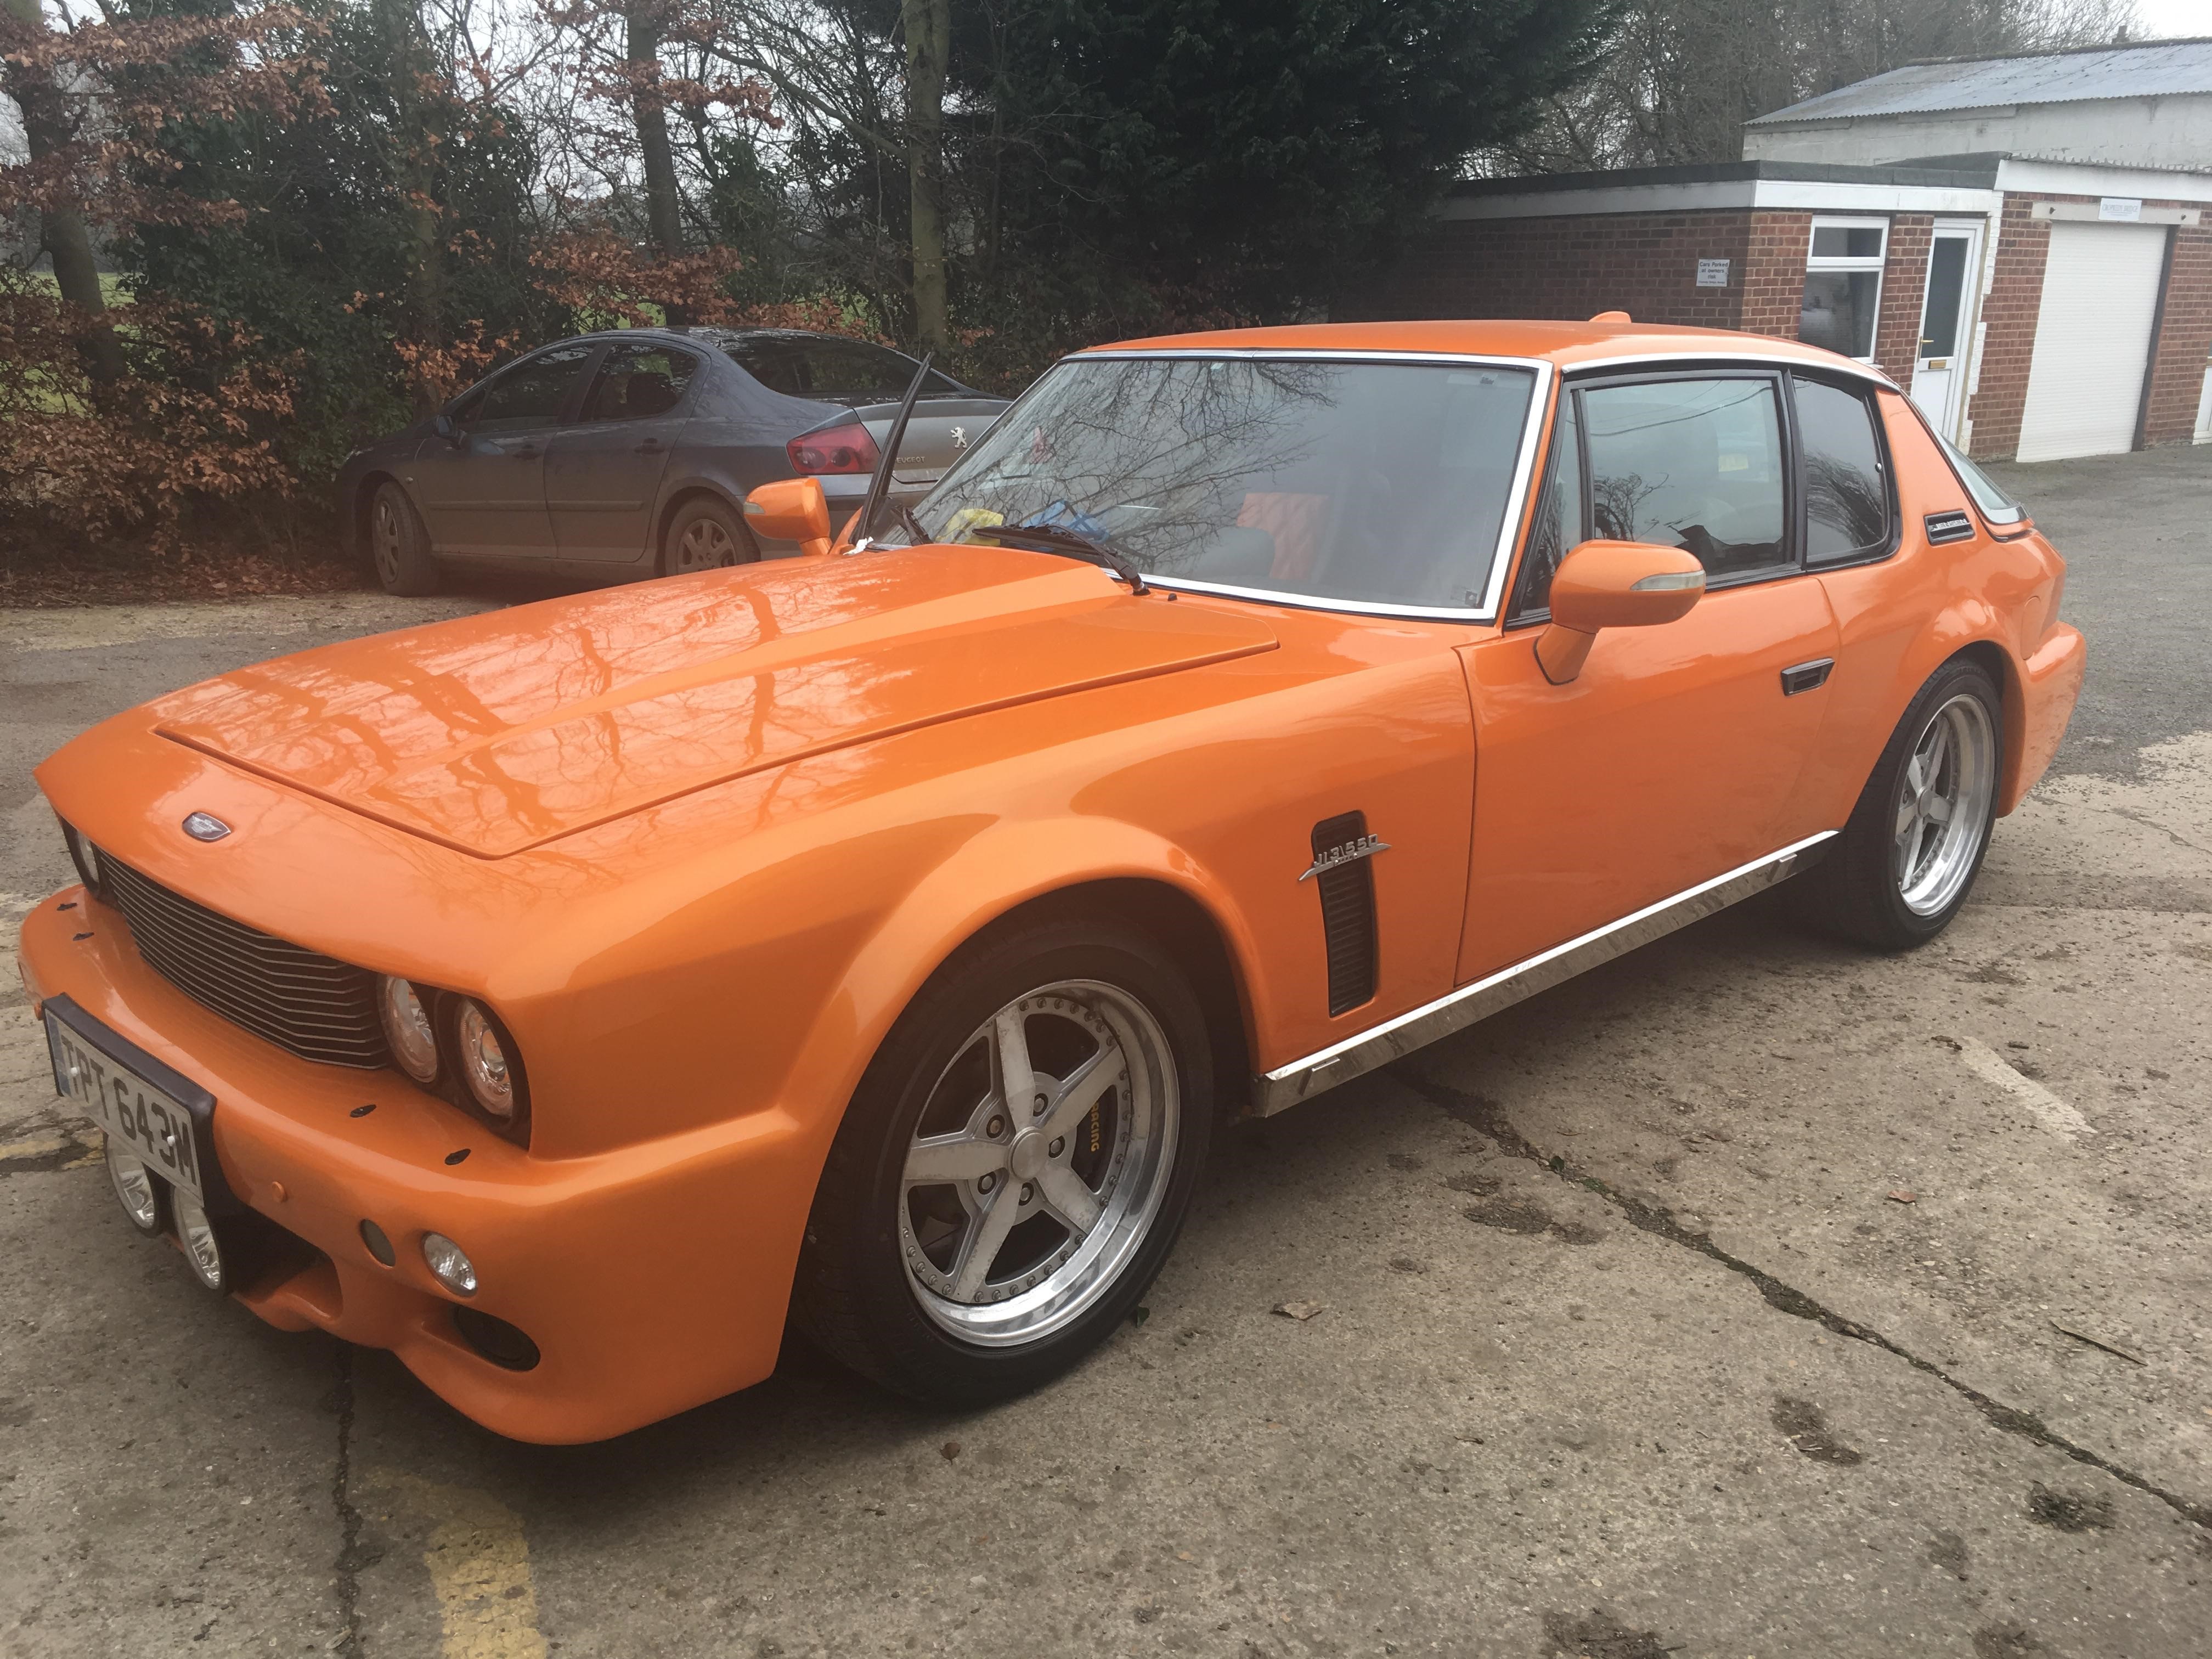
[372,495,405,588]
[898,980,1179,1347]
[674,516,735,573]
[1894,691,1997,916]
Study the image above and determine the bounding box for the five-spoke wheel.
[899,983,1178,1345]
[1793,656,2002,949]
[795,917,1212,1403]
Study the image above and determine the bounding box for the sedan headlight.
[377,975,442,1085]
[453,999,521,1122]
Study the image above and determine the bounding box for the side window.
[579,342,699,422]
[1509,393,1584,620]
[472,344,597,431]
[1793,375,1892,564]
[1582,377,1790,579]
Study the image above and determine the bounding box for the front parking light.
[172,1194,225,1291]
[422,1232,477,1297]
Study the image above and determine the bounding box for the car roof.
[1077,319,1895,385]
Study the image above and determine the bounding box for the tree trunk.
[627,4,689,325]
[2,0,126,385]
[902,0,950,352]
[370,0,447,414]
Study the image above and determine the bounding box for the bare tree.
[1478,0,2146,174]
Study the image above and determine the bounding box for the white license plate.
[46,1012,206,1201]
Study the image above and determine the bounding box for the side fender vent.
[1924,509,1975,545]
[1310,812,1378,1017]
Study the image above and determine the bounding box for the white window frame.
[1803,216,1890,364]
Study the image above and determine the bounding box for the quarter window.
[1582,377,1789,579]
[580,342,699,422]
[1510,393,1584,619]
[1793,375,1892,563]
[1801,218,1888,361]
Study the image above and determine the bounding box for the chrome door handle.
[1781,658,1835,696]
[634,439,663,453]
[509,444,541,459]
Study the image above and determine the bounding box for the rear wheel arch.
[655,486,755,568]
[1953,638,2032,816]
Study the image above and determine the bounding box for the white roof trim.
[1996,157,2212,204]
[1439,179,2002,221]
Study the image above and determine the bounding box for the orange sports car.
[15,320,2084,1442]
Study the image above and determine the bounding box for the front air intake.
[1309,812,1379,1017]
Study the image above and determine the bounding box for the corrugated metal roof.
[1748,38,2212,125]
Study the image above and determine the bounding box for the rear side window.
[580,342,699,422]
[1932,426,2028,527]
[1581,377,1789,579]
[1792,375,1893,564]
[724,335,960,401]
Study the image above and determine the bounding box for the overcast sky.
[2134,0,2207,37]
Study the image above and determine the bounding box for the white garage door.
[2016,219,2169,462]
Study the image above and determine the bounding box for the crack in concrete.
[331,1342,366,1658]
[1396,1065,2212,1534]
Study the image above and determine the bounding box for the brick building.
[1347,42,2212,465]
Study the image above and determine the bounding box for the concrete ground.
[3,445,2209,1658]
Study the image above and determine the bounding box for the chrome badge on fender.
[1299,832,1389,882]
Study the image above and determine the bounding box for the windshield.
[1932,427,2027,526]
[901,355,1540,612]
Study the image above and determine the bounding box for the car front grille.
[98,854,390,1069]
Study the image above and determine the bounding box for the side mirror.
[744,477,832,558]
[1535,539,1706,685]
[432,412,464,447]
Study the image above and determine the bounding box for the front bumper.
[16,889,811,1443]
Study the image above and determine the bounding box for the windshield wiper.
[986,521,1150,595]
[891,500,930,544]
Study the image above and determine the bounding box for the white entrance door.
[2016,219,2169,462]
[1908,220,1983,443]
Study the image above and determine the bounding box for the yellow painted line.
[0,1135,72,1163]
[374,1472,549,1659]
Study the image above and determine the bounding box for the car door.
[546,340,702,566]
[1455,368,1843,983]
[410,342,599,560]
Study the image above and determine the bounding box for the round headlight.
[422,1232,477,1297]
[63,823,102,891]
[454,1000,516,1121]
[377,976,441,1085]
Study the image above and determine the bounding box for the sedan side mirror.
[432,412,464,447]
[1535,539,1706,685]
[744,477,832,558]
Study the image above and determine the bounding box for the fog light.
[377,976,441,1085]
[105,1139,163,1234]
[172,1194,225,1291]
[421,1232,477,1297]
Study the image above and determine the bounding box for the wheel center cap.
[1008,1129,1048,1182]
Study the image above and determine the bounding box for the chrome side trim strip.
[1250,830,1839,1116]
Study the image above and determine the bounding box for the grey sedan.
[340,328,1009,594]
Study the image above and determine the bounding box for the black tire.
[793,915,1215,1406]
[1793,656,2004,951]
[659,496,755,577]
[368,481,439,596]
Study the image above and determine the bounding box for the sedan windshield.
[905,356,1538,611]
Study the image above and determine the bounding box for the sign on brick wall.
[1697,258,1732,287]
